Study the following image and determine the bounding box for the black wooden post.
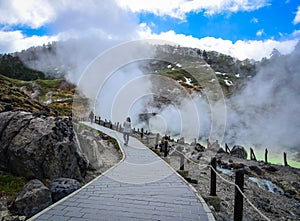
[265,148,268,164]
[180,153,184,170]
[234,169,244,221]
[164,140,168,157]
[116,122,119,131]
[225,143,230,153]
[284,152,288,166]
[250,147,257,161]
[210,157,217,196]
[141,128,144,139]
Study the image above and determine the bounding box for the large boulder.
[230,145,248,159]
[13,179,52,218]
[48,178,81,202]
[0,111,88,181]
[76,126,105,170]
[75,124,122,172]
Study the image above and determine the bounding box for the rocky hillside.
[0,74,82,116]
[0,74,50,114]
[146,44,257,97]
[13,42,258,97]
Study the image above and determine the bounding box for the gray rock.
[249,165,263,175]
[48,178,81,202]
[2,215,26,221]
[0,111,88,181]
[230,145,247,159]
[76,126,106,170]
[14,179,52,218]
[204,196,221,212]
[195,143,206,152]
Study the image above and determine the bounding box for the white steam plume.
[18,0,140,84]
[96,62,152,125]
[151,42,300,163]
[224,43,300,159]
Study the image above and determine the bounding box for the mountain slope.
[0,54,45,81]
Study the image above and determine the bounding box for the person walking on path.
[123,117,132,145]
[89,111,94,124]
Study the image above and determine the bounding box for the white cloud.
[256,29,264,36]
[292,29,300,38]
[0,0,298,63]
[0,30,58,53]
[141,30,298,60]
[0,0,55,28]
[116,0,270,19]
[251,17,259,23]
[0,0,140,53]
[293,6,300,25]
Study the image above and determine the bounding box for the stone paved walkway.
[29,122,215,221]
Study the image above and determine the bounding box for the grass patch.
[0,175,27,196]
[97,130,120,152]
[34,78,63,90]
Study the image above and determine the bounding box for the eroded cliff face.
[0,111,89,182]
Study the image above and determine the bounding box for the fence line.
[169,146,271,221]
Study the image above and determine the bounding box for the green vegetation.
[0,54,45,81]
[0,74,49,113]
[0,73,77,116]
[98,130,120,152]
[0,175,27,196]
[35,78,62,90]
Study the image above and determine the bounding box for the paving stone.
[64,209,84,218]
[46,215,70,221]
[35,213,52,220]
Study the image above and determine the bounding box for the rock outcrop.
[0,111,89,181]
[75,124,122,173]
[47,178,81,202]
[230,145,248,159]
[13,179,52,217]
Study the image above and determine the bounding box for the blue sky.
[138,0,299,41]
[0,0,299,60]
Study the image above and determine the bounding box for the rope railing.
[169,146,271,221]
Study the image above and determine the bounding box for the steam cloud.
[19,0,140,84]
[151,42,300,162]
[16,0,299,163]
[224,43,300,159]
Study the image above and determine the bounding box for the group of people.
[88,111,132,146]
